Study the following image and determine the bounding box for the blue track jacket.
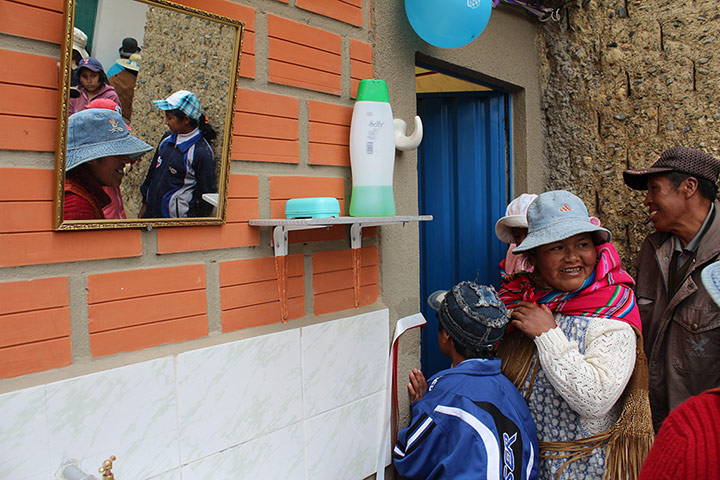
[394,358,539,480]
[141,130,216,218]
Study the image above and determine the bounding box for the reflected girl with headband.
[140,90,217,218]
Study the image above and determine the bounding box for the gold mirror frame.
[54,0,244,230]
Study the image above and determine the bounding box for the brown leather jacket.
[635,200,720,431]
[107,69,137,122]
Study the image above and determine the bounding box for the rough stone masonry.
[538,0,720,272]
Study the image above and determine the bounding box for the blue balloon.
[405,0,493,49]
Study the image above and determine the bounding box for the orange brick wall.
[0,48,58,152]
[0,0,379,380]
[268,15,342,95]
[297,0,363,27]
[232,89,299,163]
[220,254,304,331]
[0,168,143,267]
[312,246,379,315]
[350,39,373,98]
[87,265,209,357]
[0,278,71,379]
[308,101,353,167]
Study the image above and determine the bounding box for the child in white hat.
[495,193,537,279]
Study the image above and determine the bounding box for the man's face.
[643,174,688,233]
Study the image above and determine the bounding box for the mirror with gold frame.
[54,0,244,230]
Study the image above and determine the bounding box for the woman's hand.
[407,368,427,403]
[511,301,557,339]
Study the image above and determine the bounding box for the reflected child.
[68,57,121,115]
[140,90,217,218]
[64,109,152,220]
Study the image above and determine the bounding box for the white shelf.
[249,215,432,227]
[249,215,433,255]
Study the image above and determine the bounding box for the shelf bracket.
[249,216,433,321]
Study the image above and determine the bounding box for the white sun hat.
[495,193,538,244]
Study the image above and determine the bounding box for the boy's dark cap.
[428,282,510,350]
[623,146,720,190]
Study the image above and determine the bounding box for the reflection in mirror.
[54,0,244,230]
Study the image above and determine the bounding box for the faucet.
[56,455,116,480]
[56,461,98,480]
[98,455,116,479]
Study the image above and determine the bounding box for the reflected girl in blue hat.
[68,57,121,115]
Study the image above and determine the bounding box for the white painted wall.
[91,0,148,74]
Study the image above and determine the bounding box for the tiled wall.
[0,309,390,480]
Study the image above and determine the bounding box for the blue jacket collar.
[429,357,502,383]
[168,130,202,154]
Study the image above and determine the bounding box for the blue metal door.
[417,91,510,376]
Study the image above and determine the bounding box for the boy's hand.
[511,301,556,339]
[408,368,427,402]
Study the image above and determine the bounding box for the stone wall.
[539,0,720,272]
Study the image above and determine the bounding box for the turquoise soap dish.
[285,197,340,219]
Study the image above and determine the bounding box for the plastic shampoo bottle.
[349,79,396,217]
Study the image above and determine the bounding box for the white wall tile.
[181,423,304,480]
[304,392,385,480]
[146,467,182,480]
[45,357,178,480]
[176,329,303,463]
[302,309,389,417]
[2,310,392,480]
[0,385,50,480]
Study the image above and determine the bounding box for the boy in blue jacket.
[394,282,539,480]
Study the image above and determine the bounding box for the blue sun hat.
[701,261,720,307]
[66,109,152,171]
[513,190,611,253]
[153,90,202,120]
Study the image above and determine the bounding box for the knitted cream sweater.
[534,316,636,434]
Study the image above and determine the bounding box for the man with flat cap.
[623,146,720,432]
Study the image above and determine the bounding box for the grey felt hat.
[623,146,720,191]
[701,261,720,308]
[66,109,152,171]
[427,282,510,349]
[512,190,611,253]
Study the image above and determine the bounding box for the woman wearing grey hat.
[498,190,653,480]
[64,108,152,220]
